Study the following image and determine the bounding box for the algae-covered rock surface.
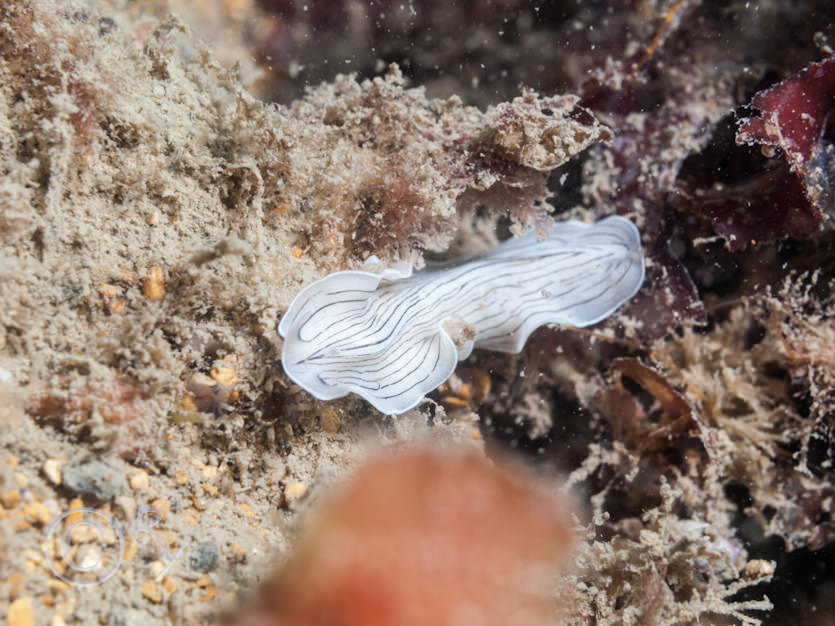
[1,1,834,624]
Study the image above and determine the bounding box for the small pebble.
[210,364,237,387]
[149,560,167,579]
[189,541,220,573]
[115,495,137,522]
[179,394,198,412]
[200,464,218,481]
[229,542,247,563]
[63,458,128,501]
[7,571,26,597]
[98,283,118,298]
[8,596,35,626]
[43,459,63,486]
[284,482,308,505]
[1,489,21,508]
[141,581,162,603]
[23,501,52,526]
[189,372,216,389]
[66,499,83,521]
[321,408,341,435]
[149,498,170,521]
[128,471,149,491]
[142,266,165,301]
[46,580,70,595]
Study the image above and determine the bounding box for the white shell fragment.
[279,215,644,414]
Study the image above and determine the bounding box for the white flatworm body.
[279,215,644,414]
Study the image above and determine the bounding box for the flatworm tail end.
[473,215,644,353]
[553,214,644,327]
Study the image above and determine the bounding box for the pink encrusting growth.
[224,447,573,626]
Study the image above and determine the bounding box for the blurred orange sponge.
[230,447,572,626]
